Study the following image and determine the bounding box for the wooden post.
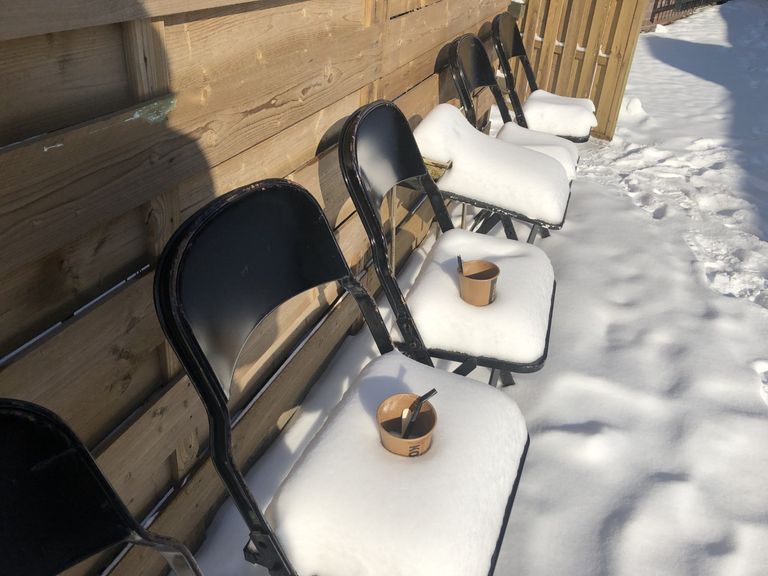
[123,18,193,480]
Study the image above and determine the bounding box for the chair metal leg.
[500,371,517,387]
[453,357,478,376]
[539,227,551,239]
[488,368,500,387]
[470,209,492,231]
[131,531,204,576]
[476,213,501,235]
[526,224,541,244]
[501,217,518,240]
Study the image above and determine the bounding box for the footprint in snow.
[686,138,723,152]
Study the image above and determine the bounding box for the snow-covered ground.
[192,2,768,574]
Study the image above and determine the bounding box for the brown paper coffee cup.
[377,393,437,457]
[458,259,500,306]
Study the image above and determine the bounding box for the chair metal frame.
[492,12,591,143]
[0,398,202,576]
[339,100,556,382]
[448,33,572,243]
[154,179,528,575]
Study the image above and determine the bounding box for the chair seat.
[414,104,571,225]
[407,228,554,366]
[523,89,598,138]
[495,119,579,180]
[268,351,527,576]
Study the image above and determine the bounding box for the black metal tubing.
[492,12,591,144]
[0,399,203,576]
[154,179,404,575]
[439,184,573,236]
[487,435,530,576]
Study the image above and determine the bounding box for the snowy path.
[193,2,768,575]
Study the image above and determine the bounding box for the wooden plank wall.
[510,0,648,139]
[0,0,508,575]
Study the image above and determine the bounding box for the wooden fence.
[0,1,646,574]
[509,0,648,139]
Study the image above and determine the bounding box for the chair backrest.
[339,101,451,365]
[156,179,358,405]
[449,34,513,129]
[492,13,539,121]
[493,11,528,59]
[339,100,455,238]
[341,100,428,210]
[0,399,137,575]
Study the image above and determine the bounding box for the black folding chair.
[154,179,529,576]
[491,12,538,131]
[339,100,556,385]
[449,33,516,134]
[492,12,594,143]
[0,398,202,576]
[447,33,578,241]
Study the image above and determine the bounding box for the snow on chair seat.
[495,119,579,181]
[522,89,598,140]
[267,351,528,576]
[448,33,579,180]
[407,228,554,367]
[492,12,597,142]
[414,103,571,227]
[527,88,595,113]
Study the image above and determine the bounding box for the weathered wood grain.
[383,0,508,75]
[0,207,148,358]
[0,24,132,147]
[0,0,381,276]
[0,273,164,447]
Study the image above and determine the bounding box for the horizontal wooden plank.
[179,89,361,221]
[382,0,508,75]
[0,96,186,273]
[381,16,498,105]
[0,24,133,147]
[0,273,165,447]
[163,0,382,176]
[0,207,148,358]
[0,0,263,41]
